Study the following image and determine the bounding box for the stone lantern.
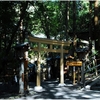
[14,42,29,94]
[76,47,89,84]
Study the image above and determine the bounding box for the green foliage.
[0,1,100,70]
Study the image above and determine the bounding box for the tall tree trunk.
[94,0,99,48]
[73,1,76,37]
[89,1,93,51]
[38,3,50,39]
[6,1,28,56]
[19,19,24,43]
[89,1,92,39]
[59,1,63,40]
[59,1,69,41]
[94,0,99,75]
[0,34,2,52]
[3,4,7,52]
[65,1,69,41]
[94,0,99,39]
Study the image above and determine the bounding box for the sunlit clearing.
[82,94,92,98]
[50,89,56,92]
[67,84,73,86]
[91,93,100,97]
[63,95,70,99]
[54,92,66,96]
[55,88,63,92]
[48,84,55,87]
[71,93,79,97]
[77,92,84,95]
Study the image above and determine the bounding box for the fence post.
[24,51,29,92]
[19,60,24,94]
[81,59,85,87]
[73,66,75,84]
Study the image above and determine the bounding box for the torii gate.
[29,36,71,90]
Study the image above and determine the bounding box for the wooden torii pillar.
[59,44,65,86]
[34,43,43,91]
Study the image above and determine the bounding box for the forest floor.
[0,79,100,99]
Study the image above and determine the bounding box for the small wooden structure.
[66,61,82,84]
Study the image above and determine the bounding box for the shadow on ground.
[0,79,100,99]
[0,82,19,99]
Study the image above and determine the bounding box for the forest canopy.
[0,1,100,65]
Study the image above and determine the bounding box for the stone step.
[90,80,100,90]
[81,77,100,90]
[91,86,100,90]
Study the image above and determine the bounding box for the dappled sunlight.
[54,87,64,92]
[76,92,84,95]
[82,94,93,99]
[63,95,71,99]
[48,83,56,87]
[0,0,100,99]
[1,80,100,99]
[54,92,66,96]
[49,89,56,93]
[66,84,74,86]
[70,93,79,97]
[92,93,100,97]
[28,80,100,99]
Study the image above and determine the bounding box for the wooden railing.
[83,59,100,88]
